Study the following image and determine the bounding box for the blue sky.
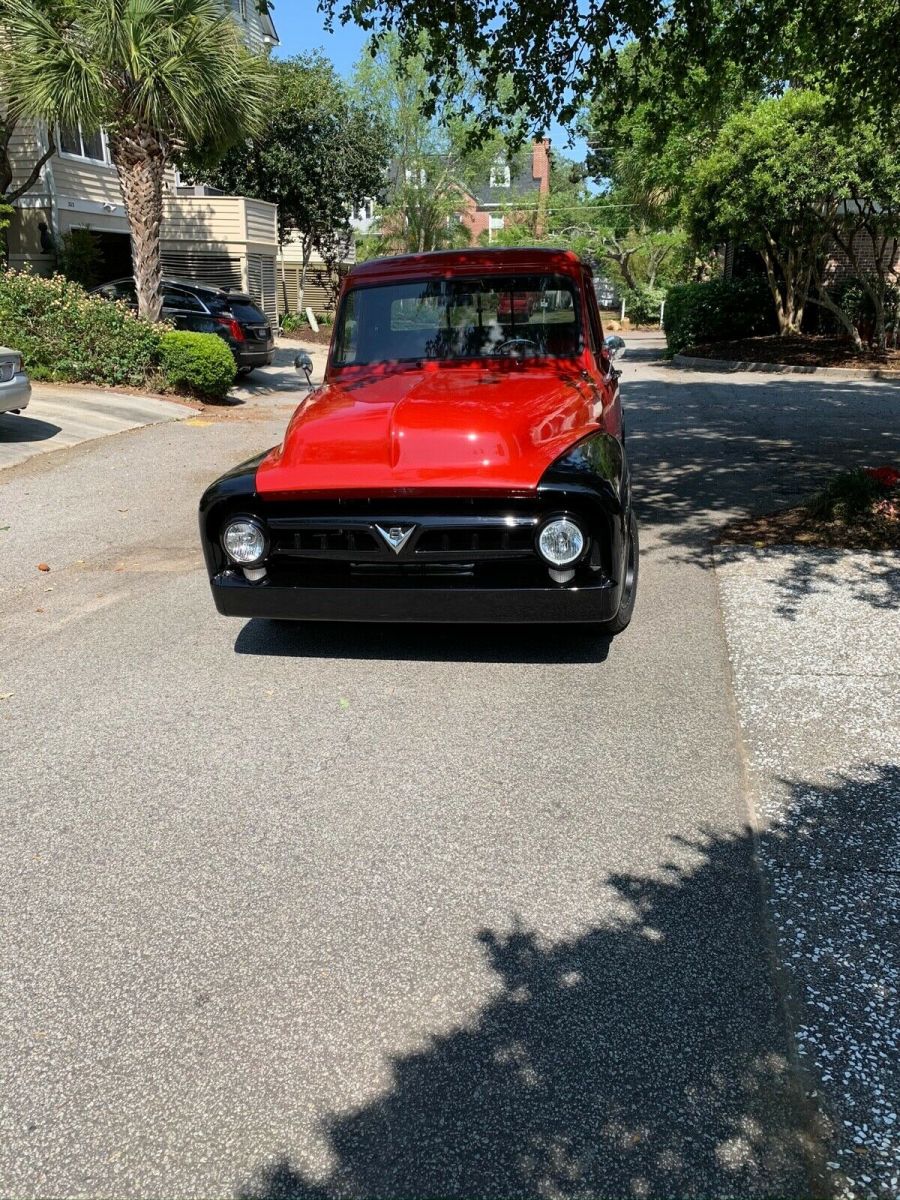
[272,4,587,162]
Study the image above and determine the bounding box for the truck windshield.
[332,274,582,366]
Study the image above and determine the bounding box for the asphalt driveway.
[0,385,187,471]
[2,342,898,1198]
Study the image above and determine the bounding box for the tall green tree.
[2,0,271,321]
[0,0,74,262]
[492,157,690,300]
[0,115,56,262]
[685,91,848,337]
[321,0,900,138]
[816,119,900,352]
[190,52,390,310]
[352,34,529,256]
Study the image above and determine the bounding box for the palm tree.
[1,0,271,321]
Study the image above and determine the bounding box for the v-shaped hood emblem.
[375,524,416,554]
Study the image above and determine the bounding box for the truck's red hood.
[256,362,600,495]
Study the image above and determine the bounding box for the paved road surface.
[2,343,899,1198]
[0,386,187,471]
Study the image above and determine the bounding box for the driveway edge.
[710,543,834,1199]
[672,353,900,381]
[712,542,900,1200]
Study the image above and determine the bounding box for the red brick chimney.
[532,137,551,235]
[532,137,551,193]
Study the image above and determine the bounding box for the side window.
[585,284,604,354]
[162,287,206,313]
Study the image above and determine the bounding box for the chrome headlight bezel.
[221,516,269,566]
[536,516,587,567]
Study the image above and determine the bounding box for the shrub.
[625,286,665,326]
[807,467,890,523]
[280,310,307,332]
[664,276,776,354]
[0,202,13,245]
[821,277,900,345]
[0,268,160,386]
[159,330,236,399]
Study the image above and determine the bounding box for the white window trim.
[57,124,114,168]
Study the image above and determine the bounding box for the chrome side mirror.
[294,352,314,387]
[604,335,626,361]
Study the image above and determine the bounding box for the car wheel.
[236,366,252,378]
[599,509,639,636]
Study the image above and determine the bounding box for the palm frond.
[1,0,273,151]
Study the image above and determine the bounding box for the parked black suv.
[91,277,275,376]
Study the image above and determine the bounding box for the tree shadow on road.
[626,369,900,613]
[229,766,900,1199]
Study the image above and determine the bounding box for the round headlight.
[537,518,585,567]
[222,519,267,565]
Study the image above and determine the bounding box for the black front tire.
[599,510,638,636]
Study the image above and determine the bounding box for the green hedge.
[626,286,666,326]
[0,268,160,386]
[159,330,236,399]
[664,277,776,355]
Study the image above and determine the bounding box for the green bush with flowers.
[0,268,162,387]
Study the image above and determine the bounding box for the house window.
[58,124,109,164]
[404,167,427,187]
[490,161,511,188]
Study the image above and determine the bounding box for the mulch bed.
[280,326,333,347]
[686,335,900,371]
[719,504,900,551]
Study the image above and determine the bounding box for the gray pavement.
[230,340,328,405]
[716,547,900,1200]
[0,385,188,471]
[1,344,899,1198]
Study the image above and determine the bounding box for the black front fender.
[198,450,272,576]
[537,430,628,513]
[537,431,630,587]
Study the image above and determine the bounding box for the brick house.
[458,138,552,243]
[373,137,553,254]
[3,1,283,323]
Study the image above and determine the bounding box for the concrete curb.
[671,352,900,382]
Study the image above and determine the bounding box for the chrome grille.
[268,515,539,563]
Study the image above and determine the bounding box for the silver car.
[0,348,31,416]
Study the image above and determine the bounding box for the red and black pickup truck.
[199,247,637,633]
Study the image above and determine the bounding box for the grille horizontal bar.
[268,515,540,562]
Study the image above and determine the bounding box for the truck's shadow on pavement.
[231,766,900,1199]
[234,619,612,664]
